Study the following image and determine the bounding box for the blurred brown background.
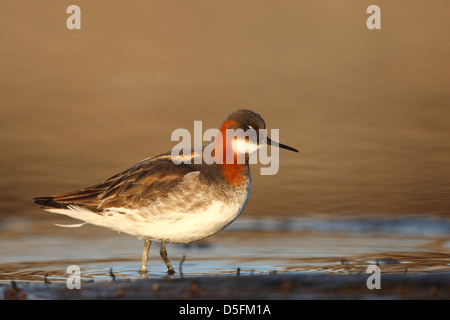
[1,0,449,219]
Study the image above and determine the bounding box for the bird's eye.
[244,126,252,132]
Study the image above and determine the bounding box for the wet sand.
[2,272,450,300]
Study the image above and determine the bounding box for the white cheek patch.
[224,128,263,164]
[232,137,260,156]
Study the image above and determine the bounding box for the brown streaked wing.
[34,154,199,212]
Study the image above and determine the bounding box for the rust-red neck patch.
[214,120,246,186]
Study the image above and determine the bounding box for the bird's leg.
[160,241,175,275]
[140,239,152,274]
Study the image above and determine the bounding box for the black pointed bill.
[267,137,299,153]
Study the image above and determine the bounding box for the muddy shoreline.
[2,272,449,300]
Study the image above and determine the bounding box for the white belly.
[47,170,251,243]
[127,199,246,243]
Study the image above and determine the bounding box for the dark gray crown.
[225,109,266,131]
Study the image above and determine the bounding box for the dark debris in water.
[3,281,27,300]
[109,268,116,282]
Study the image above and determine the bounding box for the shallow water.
[0,1,449,284]
[1,215,449,283]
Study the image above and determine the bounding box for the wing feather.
[34,154,198,212]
